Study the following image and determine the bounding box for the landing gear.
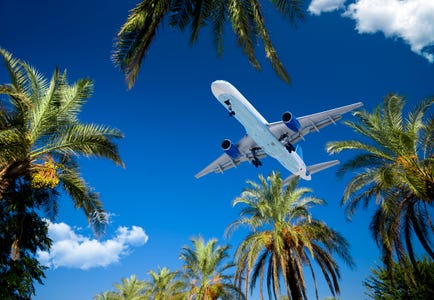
[224,99,235,116]
[251,147,262,168]
[285,143,295,153]
[280,133,294,153]
[252,157,262,168]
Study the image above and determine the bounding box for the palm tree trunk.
[286,256,303,300]
[0,161,28,200]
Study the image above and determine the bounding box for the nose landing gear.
[285,143,295,153]
[224,99,235,116]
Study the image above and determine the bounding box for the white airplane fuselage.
[211,80,311,180]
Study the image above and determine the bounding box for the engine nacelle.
[221,139,240,159]
[282,111,301,132]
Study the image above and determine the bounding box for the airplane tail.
[282,160,340,186]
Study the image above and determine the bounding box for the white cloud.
[37,221,149,270]
[308,0,347,15]
[308,0,434,62]
[343,0,434,62]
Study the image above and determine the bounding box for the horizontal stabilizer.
[282,160,340,186]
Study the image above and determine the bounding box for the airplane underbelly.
[250,131,290,159]
[252,132,304,173]
[278,153,304,174]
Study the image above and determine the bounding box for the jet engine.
[282,112,301,132]
[221,139,240,159]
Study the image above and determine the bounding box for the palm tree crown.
[227,173,354,300]
[113,0,305,89]
[179,236,244,300]
[145,267,185,299]
[326,94,433,272]
[94,275,147,300]
[0,48,124,236]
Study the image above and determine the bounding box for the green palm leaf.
[230,172,353,299]
[327,94,434,272]
[113,0,305,88]
[0,48,124,237]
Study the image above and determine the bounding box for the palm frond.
[113,0,171,89]
[210,0,227,56]
[250,0,290,83]
[228,0,261,70]
[58,167,107,235]
[326,140,393,160]
[420,114,434,158]
[189,0,215,45]
[32,123,124,167]
[270,0,304,24]
[56,77,93,123]
[0,48,28,94]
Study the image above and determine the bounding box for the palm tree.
[227,173,354,300]
[0,48,124,258]
[326,94,434,270]
[94,291,120,300]
[94,275,147,300]
[145,267,186,299]
[179,236,244,300]
[364,256,434,299]
[113,0,305,89]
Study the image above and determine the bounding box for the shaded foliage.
[327,94,434,273]
[0,180,53,299]
[364,257,434,299]
[113,0,305,88]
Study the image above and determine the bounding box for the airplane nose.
[211,80,231,97]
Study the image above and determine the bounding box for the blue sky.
[1,0,433,299]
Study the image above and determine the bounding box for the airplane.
[195,80,363,182]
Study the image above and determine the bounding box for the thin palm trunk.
[286,254,302,300]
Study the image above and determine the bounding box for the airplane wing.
[268,102,363,144]
[194,135,266,178]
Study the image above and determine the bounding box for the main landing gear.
[251,147,262,168]
[279,133,295,153]
[252,157,262,168]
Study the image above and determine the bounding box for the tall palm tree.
[0,48,124,258]
[179,236,244,300]
[326,94,434,270]
[113,0,305,89]
[94,275,147,300]
[227,173,354,300]
[145,267,186,299]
